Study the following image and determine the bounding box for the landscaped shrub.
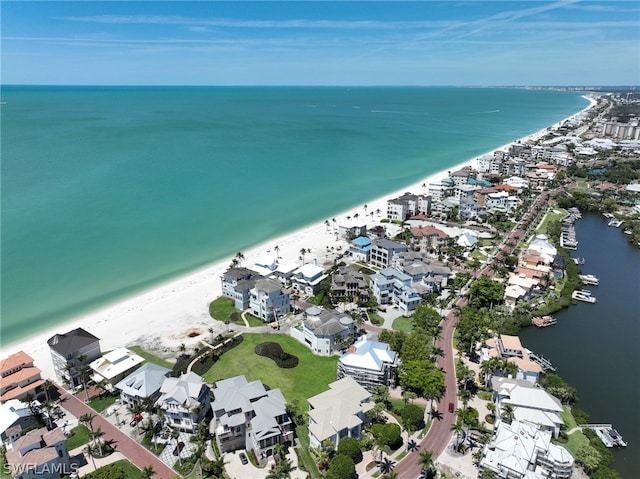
[255,342,299,368]
[326,454,357,479]
[336,437,362,463]
[172,335,244,377]
[371,423,402,450]
[400,403,425,433]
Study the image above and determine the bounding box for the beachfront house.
[0,351,44,404]
[47,328,101,389]
[291,263,328,296]
[0,399,40,444]
[348,236,372,262]
[307,377,374,450]
[5,427,71,479]
[478,420,573,479]
[156,372,211,432]
[449,168,473,185]
[491,377,564,438]
[338,219,368,241]
[221,267,262,310]
[89,347,145,390]
[290,307,355,356]
[369,239,409,269]
[337,337,398,390]
[386,192,431,221]
[210,375,293,465]
[249,278,291,321]
[115,362,171,409]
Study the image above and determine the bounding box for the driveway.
[158,431,194,468]
[55,385,178,479]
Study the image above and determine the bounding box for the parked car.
[129,414,143,427]
[173,441,185,456]
[239,452,248,465]
[448,402,455,413]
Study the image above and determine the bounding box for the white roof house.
[491,378,563,438]
[210,375,293,465]
[307,377,374,449]
[0,399,38,443]
[89,347,144,387]
[527,234,557,263]
[291,263,328,295]
[115,362,171,407]
[156,372,211,432]
[456,230,479,249]
[337,336,398,390]
[479,420,573,479]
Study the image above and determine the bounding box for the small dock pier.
[527,351,556,371]
[579,424,627,447]
[560,208,581,250]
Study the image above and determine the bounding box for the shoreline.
[1,95,596,380]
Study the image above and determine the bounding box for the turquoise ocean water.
[1,87,588,346]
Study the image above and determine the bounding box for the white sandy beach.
[1,97,597,380]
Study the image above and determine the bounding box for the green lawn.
[83,459,145,479]
[209,297,241,323]
[128,345,174,369]
[536,207,567,236]
[392,316,414,332]
[64,424,91,450]
[87,394,118,413]
[296,425,322,479]
[245,313,268,327]
[203,333,338,405]
[557,406,589,455]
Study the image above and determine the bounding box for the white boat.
[607,218,624,228]
[572,289,597,303]
[579,274,599,286]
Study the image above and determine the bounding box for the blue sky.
[2,1,639,85]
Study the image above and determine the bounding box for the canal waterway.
[520,213,640,478]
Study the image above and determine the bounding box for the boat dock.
[579,424,627,447]
[527,350,556,371]
[532,316,557,328]
[560,208,581,250]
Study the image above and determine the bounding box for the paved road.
[392,304,461,479]
[55,385,177,479]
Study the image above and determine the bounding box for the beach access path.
[54,385,177,479]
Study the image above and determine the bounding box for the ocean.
[1,86,588,346]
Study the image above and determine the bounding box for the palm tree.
[450,420,465,452]
[417,449,434,478]
[42,379,55,403]
[80,412,95,433]
[142,465,156,479]
[501,404,515,424]
[300,248,306,265]
[378,457,395,474]
[90,426,104,456]
[128,402,144,435]
[382,472,399,479]
[406,439,419,452]
[84,444,98,471]
[274,244,280,259]
[235,251,245,265]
